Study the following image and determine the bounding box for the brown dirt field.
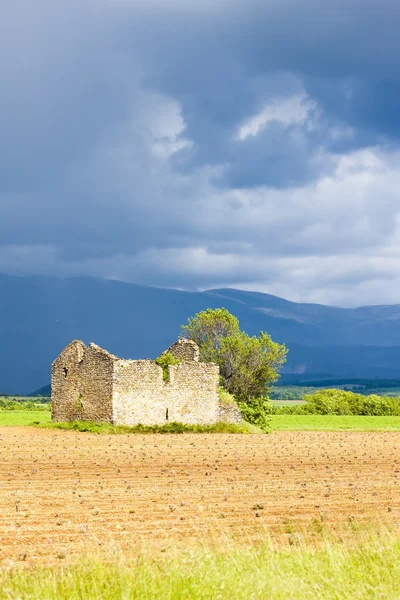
[0,427,399,564]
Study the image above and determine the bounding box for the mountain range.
[1,273,400,394]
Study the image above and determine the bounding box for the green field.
[270,399,305,406]
[271,414,400,431]
[1,411,400,431]
[0,532,399,599]
[0,411,51,426]
[0,396,49,403]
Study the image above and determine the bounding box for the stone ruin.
[51,338,242,426]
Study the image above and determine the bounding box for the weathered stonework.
[162,338,200,362]
[218,402,243,425]
[51,339,242,426]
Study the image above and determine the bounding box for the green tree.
[181,308,287,401]
[237,396,273,432]
[181,308,239,363]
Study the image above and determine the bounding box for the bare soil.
[1,427,399,563]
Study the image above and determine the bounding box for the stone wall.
[112,360,220,426]
[112,360,166,426]
[52,340,86,422]
[163,338,199,362]
[218,402,243,425]
[52,342,114,423]
[77,344,114,423]
[52,339,236,426]
[166,362,220,425]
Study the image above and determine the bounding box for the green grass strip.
[0,411,51,426]
[33,419,261,434]
[1,532,399,599]
[271,414,400,431]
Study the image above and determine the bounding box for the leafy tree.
[181,308,287,401]
[237,396,273,432]
[181,308,239,363]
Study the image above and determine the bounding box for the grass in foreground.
[271,414,400,431]
[34,419,260,434]
[1,532,399,599]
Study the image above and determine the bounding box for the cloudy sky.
[1,0,400,307]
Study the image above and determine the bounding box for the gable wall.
[52,341,86,422]
[52,343,114,423]
[77,345,114,423]
[164,339,199,362]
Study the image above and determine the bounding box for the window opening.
[166,408,169,421]
[63,367,68,379]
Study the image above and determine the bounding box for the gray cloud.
[1,0,400,306]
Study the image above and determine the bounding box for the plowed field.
[1,428,399,563]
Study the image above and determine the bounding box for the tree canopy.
[181,308,287,401]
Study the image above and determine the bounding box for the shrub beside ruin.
[273,389,400,416]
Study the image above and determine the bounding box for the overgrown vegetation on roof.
[154,352,180,382]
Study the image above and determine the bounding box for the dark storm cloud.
[1,0,400,306]
[125,0,400,140]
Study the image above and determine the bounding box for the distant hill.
[2,273,400,394]
[28,384,51,397]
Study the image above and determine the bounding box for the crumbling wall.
[53,339,235,426]
[166,362,220,425]
[52,342,114,423]
[112,359,220,426]
[112,360,166,426]
[76,344,114,423]
[51,340,86,422]
[163,339,199,362]
[218,402,243,425]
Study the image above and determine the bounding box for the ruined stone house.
[51,338,242,426]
